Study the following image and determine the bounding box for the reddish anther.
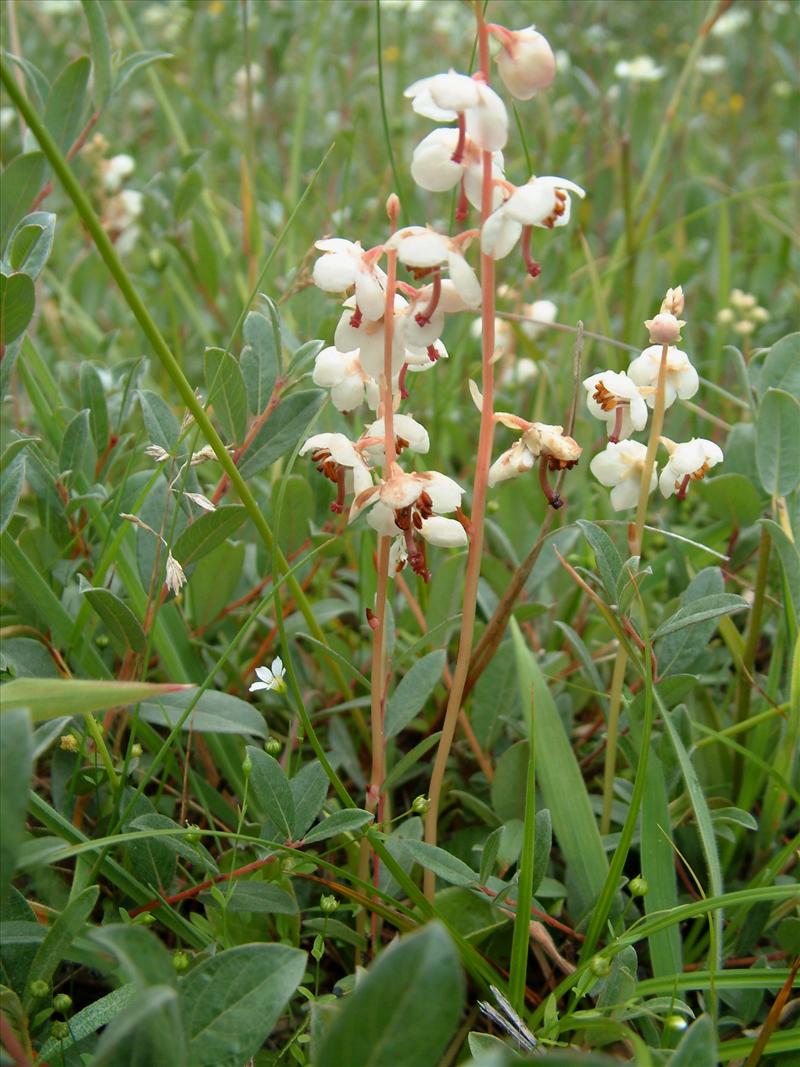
[521,225,542,279]
[330,467,347,513]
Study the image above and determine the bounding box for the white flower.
[250,657,287,694]
[387,226,482,309]
[614,56,665,82]
[334,295,411,379]
[697,55,727,75]
[481,175,585,260]
[583,370,649,441]
[659,437,723,499]
[627,345,699,408]
[362,413,430,465]
[102,154,135,194]
[410,128,506,210]
[405,69,508,151]
[590,440,657,511]
[313,239,386,321]
[232,63,263,91]
[489,24,556,100]
[312,345,378,412]
[300,432,374,513]
[520,298,558,339]
[711,8,751,36]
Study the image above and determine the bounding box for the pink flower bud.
[489,24,556,101]
[644,312,684,345]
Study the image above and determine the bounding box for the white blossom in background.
[101,154,135,194]
[614,56,665,82]
[299,432,374,513]
[589,440,657,511]
[250,657,287,694]
[697,55,727,75]
[659,437,723,499]
[711,8,751,36]
[627,345,699,409]
[488,24,556,100]
[520,298,558,339]
[105,188,143,255]
[583,370,649,441]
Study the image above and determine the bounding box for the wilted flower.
[250,657,287,694]
[144,444,170,463]
[165,552,187,596]
[487,406,582,508]
[583,370,649,442]
[627,345,699,408]
[488,23,556,100]
[659,437,723,499]
[300,432,374,513]
[589,440,657,511]
[614,56,665,82]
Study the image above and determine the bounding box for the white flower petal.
[481,210,523,260]
[420,515,468,548]
[447,250,482,308]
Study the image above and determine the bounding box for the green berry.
[53,993,73,1014]
[184,823,202,844]
[590,956,610,977]
[242,751,253,777]
[265,736,282,756]
[172,950,190,973]
[411,794,430,814]
[665,1014,688,1032]
[628,875,649,897]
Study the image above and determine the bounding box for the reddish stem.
[456,178,470,222]
[451,112,467,164]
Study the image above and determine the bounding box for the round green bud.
[53,993,73,1014]
[130,743,143,758]
[51,1020,70,1040]
[134,912,156,926]
[628,875,649,897]
[242,751,253,777]
[184,824,202,844]
[172,950,190,973]
[264,736,282,756]
[29,979,50,999]
[665,1014,688,1032]
[148,248,166,272]
[411,795,430,815]
[95,634,110,648]
[320,894,338,915]
[590,956,610,977]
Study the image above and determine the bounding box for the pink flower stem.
[423,6,496,901]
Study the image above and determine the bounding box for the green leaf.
[58,408,96,482]
[578,520,625,601]
[219,882,297,915]
[172,505,247,568]
[245,747,295,839]
[7,211,56,280]
[241,305,279,414]
[175,165,204,221]
[138,389,180,452]
[81,0,112,105]
[762,518,800,617]
[24,886,99,1010]
[1,153,46,248]
[92,985,185,1067]
[652,593,748,639]
[316,923,465,1067]
[2,56,50,112]
[239,389,325,478]
[44,56,91,153]
[384,650,445,739]
[0,708,33,902]
[181,943,306,1067]
[130,813,218,874]
[204,347,247,444]
[80,361,110,450]
[699,473,764,528]
[113,51,173,98]
[38,985,136,1060]
[655,568,725,677]
[82,588,146,654]
[91,923,176,987]
[0,678,190,721]
[596,944,638,1015]
[0,271,35,347]
[289,759,329,838]
[756,388,800,496]
[667,1014,716,1066]
[0,453,25,533]
[397,839,478,887]
[303,808,373,844]
[758,332,800,399]
[139,689,267,738]
[641,749,682,978]
[491,741,530,823]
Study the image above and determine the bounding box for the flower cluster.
[587,287,723,509]
[716,288,769,337]
[85,135,143,255]
[303,20,586,574]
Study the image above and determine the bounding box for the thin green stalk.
[0,60,350,698]
[83,714,120,794]
[600,647,627,835]
[734,523,771,730]
[375,0,408,223]
[508,693,536,1013]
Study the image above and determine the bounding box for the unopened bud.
[411,795,430,814]
[172,950,190,973]
[242,751,253,777]
[660,285,684,316]
[281,857,295,874]
[59,734,79,753]
[716,307,735,324]
[51,1020,70,1040]
[665,1014,688,1032]
[490,24,556,101]
[148,247,166,271]
[386,193,400,230]
[644,312,684,345]
[590,955,610,977]
[95,634,110,648]
[734,319,755,336]
[320,894,339,914]
[264,736,282,756]
[184,824,202,844]
[628,875,648,897]
[134,912,156,925]
[53,993,73,1014]
[130,743,143,758]
[29,979,50,999]
[751,306,769,323]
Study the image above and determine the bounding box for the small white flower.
[520,298,558,339]
[697,55,727,75]
[583,370,649,441]
[334,295,411,379]
[165,552,187,596]
[410,128,505,210]
[405,69,508,151]
[362,413,430,465]
[387,226,482,309]
[659,437,723,499]
[300,432,374,513]
[711,8,751,36]
[488,24,556,100]
[312,346,378,412]
[589,440,656,511]
[501,357,538,386]
[627,345,699,408]
[481,175,585,260]
[614,56,665,82]
[102,154,135,194]
[313,239,387,321]
[250,657,287,694]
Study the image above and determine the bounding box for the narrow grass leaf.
[641,748,682,977]
[0,678,190,721]
[0,709,33,901]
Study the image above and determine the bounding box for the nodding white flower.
[644,312,685,345]
[488,24,556,100]
[362,413,430,466]
[299,432,374,513]
[250,657,287,694]
[659,437,723,499]
[312,345,379,412]
[387,226,482,309]
[520,298,558,339]
[165,552,187,596]
[102,153,135,194]
[351,467,467,581]
[589,440,657,511]
[488,412,582,508]
[481,175,585,261]
[405,69,508,151]
[410,128,506,210]
[334,295,411,380]
[627,345,699,409]
[312,239,386,321]
[614,56,665,82]
[583,370,649,442]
